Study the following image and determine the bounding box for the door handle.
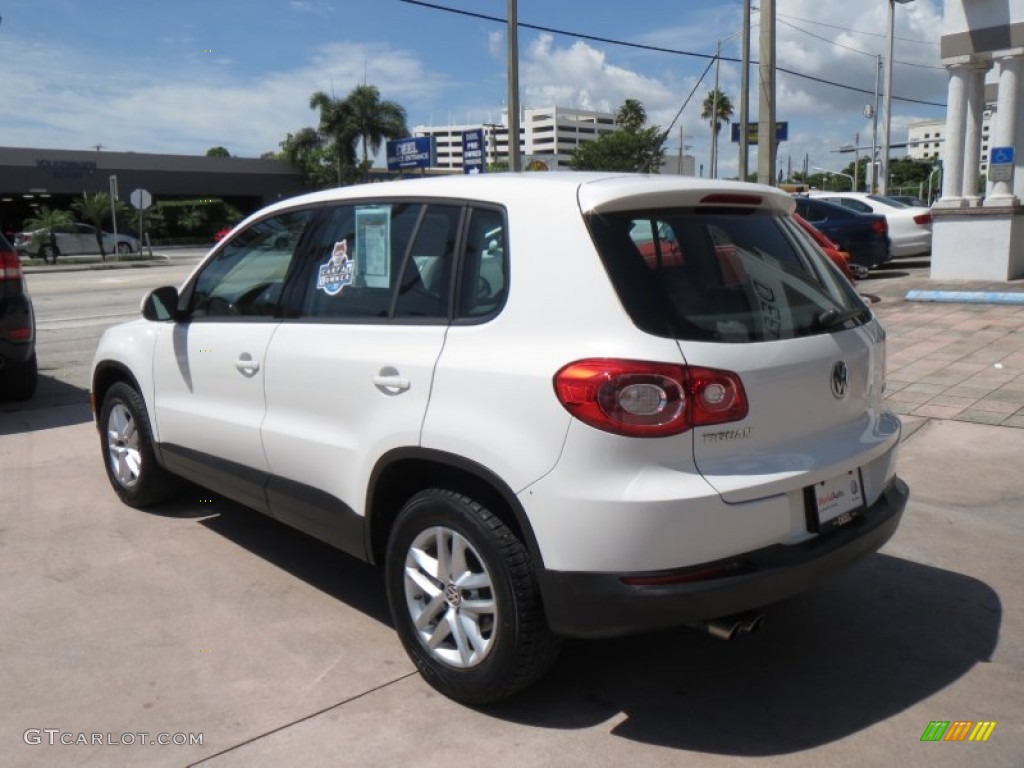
[373,368,410,394]
[235,353,260,377]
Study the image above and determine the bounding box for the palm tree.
[616,99,647,132]
[701,88,734,138]
[72,192,122,259]
[344,84,409,179]
[23,206,74,264]
[309,91,357,184]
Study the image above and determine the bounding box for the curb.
[905,289,1024,305]
[23,255,172,275]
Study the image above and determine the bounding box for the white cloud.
[0,38,445,157]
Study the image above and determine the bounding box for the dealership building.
[0,146,307,237]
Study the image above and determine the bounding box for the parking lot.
[2,259,1023,767]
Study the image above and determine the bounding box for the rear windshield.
[587,208,868,343]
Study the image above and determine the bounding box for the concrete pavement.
[2,254,1024,766]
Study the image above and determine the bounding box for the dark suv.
[0,234,37,400]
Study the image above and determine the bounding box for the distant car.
[884,195,928,208]
[808,192,931,258]
[0,231,37,400]
[793,197,891,271]
[13,223,140,263]
[213,227,232,243]
[792,212,857,282]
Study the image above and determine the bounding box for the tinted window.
[189,209,313,318]
[300,202,461,321]
[458,207,508,318]
[589,209,867,343]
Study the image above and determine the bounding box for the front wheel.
[385,489,560,704]
[39,244,58,264]
[99,382,180,507]
[116,242,132,255]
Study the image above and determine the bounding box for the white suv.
[91,173,908,704]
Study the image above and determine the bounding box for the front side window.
[589,208,867,343]
[188,209,313,318]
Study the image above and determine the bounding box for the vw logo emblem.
[831,361,849,399]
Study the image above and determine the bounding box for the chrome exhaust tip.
[703,611,764,641]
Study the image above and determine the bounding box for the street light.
[813,166,855,190]
[880,0,914,196]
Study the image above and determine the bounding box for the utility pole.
[711,40,721,178]
[507,0,521,172]
[757,0,776,185]
[739,0,751,181]
[881,0,914,195]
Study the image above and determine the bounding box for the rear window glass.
[588,208,867,342]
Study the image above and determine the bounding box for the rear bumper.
[537,476,908,638]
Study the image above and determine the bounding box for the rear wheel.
[0,353,37,400]
[99,382,180,507]
[385,488,560,704]
[39,244,58,264]
[116,242,132,255]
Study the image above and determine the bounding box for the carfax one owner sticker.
[317,240,354,296]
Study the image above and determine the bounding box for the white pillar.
[962,60,990,206]
[986,49,1023,207]
[936,57,970,208]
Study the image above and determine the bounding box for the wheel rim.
[106,403,141,488]
[403,525,497,668]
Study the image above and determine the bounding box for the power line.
[775,11,940,45]
[397,0,945,107]
[777,17,944,70]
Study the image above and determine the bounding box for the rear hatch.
[582,180,891,504]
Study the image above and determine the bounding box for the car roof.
[251,172,796,221]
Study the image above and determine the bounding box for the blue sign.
[462,129,486,174]
[731,122,788,144]
[990,146,1014,165]
[386,137,435,171]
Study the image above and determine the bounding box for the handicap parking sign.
[990,146,1014,164]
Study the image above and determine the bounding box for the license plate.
[810,470,864,533]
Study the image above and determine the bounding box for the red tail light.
[870,219,888,236]
[1,250,22,280]
[913,213,931,226]
[553,359,748,437]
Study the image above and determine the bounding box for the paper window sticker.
[316,239,355,296]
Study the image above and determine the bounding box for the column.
[985,49,1022,207]
[936,57,970,208]
[962,60,990,205]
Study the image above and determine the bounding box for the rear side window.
[589,208,866,342]
[299,202,462,321]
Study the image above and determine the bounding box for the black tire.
[1,353,37,400]
[116,242,131,255]
[385,489,560,704]
[99,382,180,508]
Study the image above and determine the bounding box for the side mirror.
[141,286,182,322]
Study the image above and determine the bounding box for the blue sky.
[3,0,948,177]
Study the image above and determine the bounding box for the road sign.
[989,163,1013,182]
[990,146,1014,165]
[462,129,485,174]
[130,188,153,210]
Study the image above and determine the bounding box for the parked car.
[792,212,858,281]
[884,195,929,208]
[0,232,37,400]
[793,196,891,272]
[91,173,908,704]
[13,223,140,263]
[808,191,931,258]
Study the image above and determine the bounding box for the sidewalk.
[864,260,1024,428]
[20,244,206,274]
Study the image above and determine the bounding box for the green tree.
[280,126,339,188]
[205,146,231,157]
[344,84,409,179]
[309,91,358,185]
[570,99,665,173]
[616,99,647,132]
[701,88,734,139]
[177,206,206,233]
[72,192,129,259]
[23,206,74,264]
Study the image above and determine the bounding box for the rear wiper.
[816,306,868,329]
